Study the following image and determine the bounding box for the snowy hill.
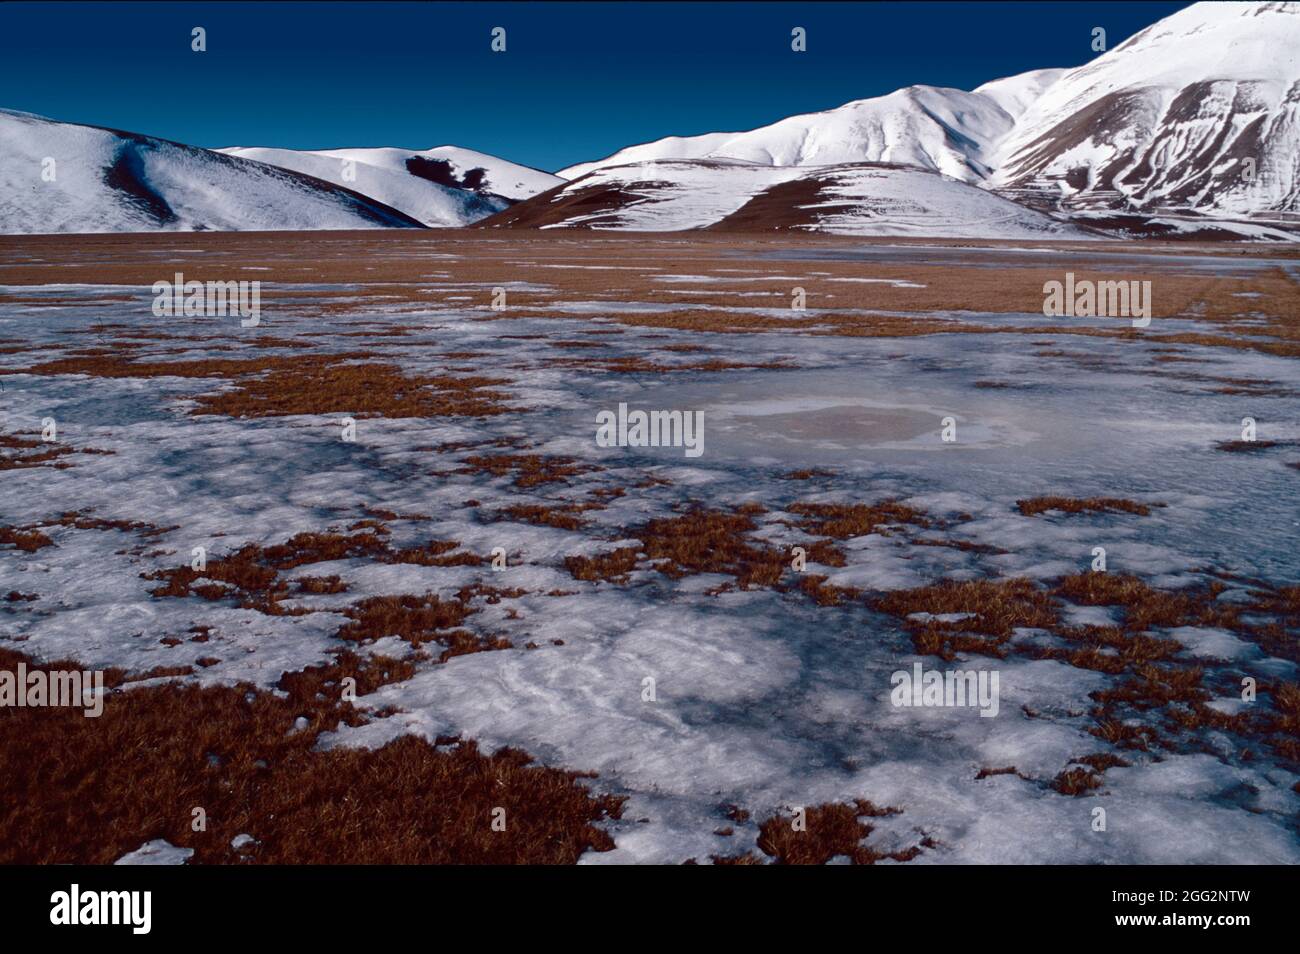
[220,145,562,227]
[990,1,1300,215]
[5,1,1294,236]
[559,2,1300,222]
[0,110,425,234]
[558,72,1065,184]
[482,159,1092,238]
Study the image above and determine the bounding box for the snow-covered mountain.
[560,2,1300,222]
[990,1,1300,215]
[220,145,563,227]
[559,70,1066,184]
[0,109,425,234]
[6,1,1294,236]
[482,158,1092,238]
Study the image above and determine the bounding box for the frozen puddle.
[623,369,1046,463]
[727,401,945,446]
[707,398,1018,453]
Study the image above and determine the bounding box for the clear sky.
[1,1,1190,173]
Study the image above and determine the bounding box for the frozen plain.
[1,232,1297,864]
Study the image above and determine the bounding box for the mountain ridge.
[557,2,1300,222]
[0,109,426,234]
[219,145,563,226]
[480,158,1096,238]
[3,1,1296,236]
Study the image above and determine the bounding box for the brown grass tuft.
[147,531,388,614]
[12,352,510,420]
[796,574,861,606]
[788,500,930,538]
[193,361,509,419]
[495,503,600,531]
[565,547,640,583]
[636,508,785,588]
[0,432,75,470]
[974,766,1020,780]
[458,453,601,488]
[1053,572,1231,632]
[1016,496,1158,517]
[336,593,510,661]
[0,525,54,553]
[755,801,914,865]
[0,648,622,863]
[874,578,1058,660]
[1053,753,1131,796]
[147,530,480,614]
[2,510,173,555]
[779,468,835,480]
[296,575,348,594]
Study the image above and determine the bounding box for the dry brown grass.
[974,766,1021,780]
[1016,496,1159,517]
[1264,682,1300,761]
[457,453,602,488]
[563,501,927,596]
[147,531,388,614]
[1029,624,1184,674]
[869,568,1296,760]
[721,803,751,824]
[146,529,481,615]
[564,547,640,583]
[4,231,1297,354]
[385,539,485,568]
[788,500,930,538]
[2,509,173,555]
[494,502,600,530]
[754,800,921,865]
[1052,767,1104,796]
[9,352,511,420]
[779,468,836,480]
[363,506,432,522]
[0,525,54,553]
[562,506,792,588]
[336,593,512,662]
[193,361,509,419]
[873,578,1059,659]
[795,574,861,606]
[0,647,623,863]
[296,575,348,594]
[0,432,115,471]
[544,354,791,374]
[0,433,73,470]
[548,339,609,350]
[12,351,350,381]
[1050,752,1132,797]
[635,507,785,588]
[1077,663,1300,761]
[1092,663,1212,711]
[707,851,766,865]
[1248,584,1300,621]
[46,510,175,536]
[1052,572,1232,632]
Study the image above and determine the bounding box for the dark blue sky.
[1,1,1189,172]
